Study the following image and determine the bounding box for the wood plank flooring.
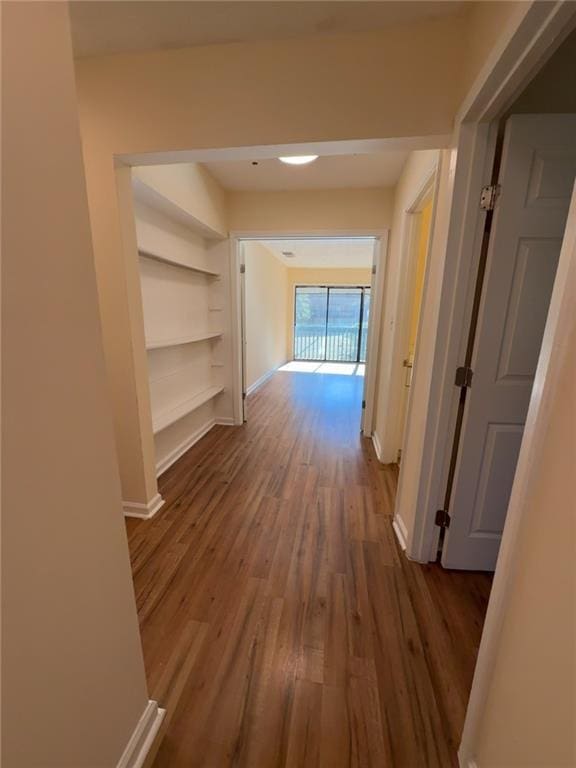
[126,369,492,767]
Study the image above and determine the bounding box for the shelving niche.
[134,175,227,477]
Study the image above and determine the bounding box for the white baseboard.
[246,361,286,396]
[116,700,165,768]
[392,515,408,551]
[215,416,236,426]
[371,431,384,463]
[123,493,165,520]
[156,418,217,477]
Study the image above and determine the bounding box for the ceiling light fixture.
[278,155,319,166]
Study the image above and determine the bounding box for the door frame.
[389,3,576,765]
[229,230,388,434]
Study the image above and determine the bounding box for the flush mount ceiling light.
[278,155,319,165]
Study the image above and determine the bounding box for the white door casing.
[239,242,248,421]
[361,235,386,436]
[442,113,576,571]
[232,230,387,430]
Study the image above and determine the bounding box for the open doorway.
[236,236,384,431]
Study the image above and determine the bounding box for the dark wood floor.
[126,369,492,767]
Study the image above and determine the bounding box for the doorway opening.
[236,235,384,431]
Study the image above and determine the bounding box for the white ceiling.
[70,1,469,58]
[258,238,374,268]
[203,151,408,191]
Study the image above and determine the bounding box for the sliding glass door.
[294,285,370,362]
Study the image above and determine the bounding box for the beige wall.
[462,1,530,91]
[2,3,149,765]
[374,150,440,462]
[75,16,472,156]
[134,162,228,237]
[229,188,393,233]
[244,243,289,389]
[474,308,576,765]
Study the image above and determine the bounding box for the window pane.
[360,287,370,363]
[326,287,362,362]
[294,286,327,360]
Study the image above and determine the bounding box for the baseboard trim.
[392,515,408,551]
[123,493,165,520]
[371,431,384,463]
[156,418,217,477]
[116,700,166,768]
[246,362,286,396]
[215,416,236,426]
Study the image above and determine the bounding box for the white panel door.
[442,114,576,570]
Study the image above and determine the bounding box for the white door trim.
[229,229,388,436]
[459,180,576,768]
[116,700,166,768]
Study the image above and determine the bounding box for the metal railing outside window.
[293,285,371,363]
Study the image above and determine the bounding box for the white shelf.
[132,177,226,241]
[146,331,222,350]
[152,385,224,434]
[139,248,220,278]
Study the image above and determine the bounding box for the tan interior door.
[442,114,576,570]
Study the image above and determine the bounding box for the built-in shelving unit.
[145,331,222,350]
[153,385,224,434]
[139,248,221,278]
[132,177,225,241]
[133,170,228,477]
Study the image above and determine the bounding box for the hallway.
[126,370,492,767]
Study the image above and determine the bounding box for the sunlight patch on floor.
[279,361,365,377]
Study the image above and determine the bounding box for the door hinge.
[242,391,246,400]
[455,365,473,388]
[371,264,377,275]
[240,263,246,274]
[435,509,451,529]
[362,399,366,409]
[480,184,500,211]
